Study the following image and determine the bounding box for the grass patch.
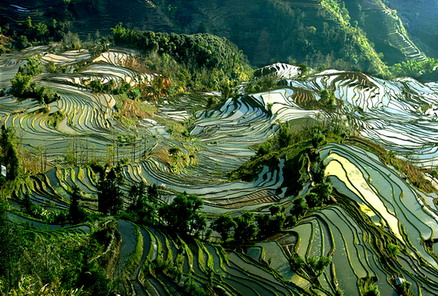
[113,94,157,127]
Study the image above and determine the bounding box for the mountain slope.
[1,0,435,75]
[386,0,438,58]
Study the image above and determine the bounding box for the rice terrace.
[0,0,438,295]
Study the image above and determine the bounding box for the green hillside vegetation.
[0,15,72,52]
[386,0,438,58]
[0,202,117,296]
[111,24,252,91]
[2,0,436,78]
[155,0,390,75]
[10,58,61,105]
[390,58,438,82]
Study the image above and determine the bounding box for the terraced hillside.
[2,0,433,73]
[344,0,427,64]
[1,45,437,295]
[386,0,438,58]
[286,70,438,168]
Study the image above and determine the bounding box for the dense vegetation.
[390,58,438,82]
[3,0,435,77]
[10,58,61,105]
[155,0,390,75]
[111,23,252,91]
[0,15,73,52]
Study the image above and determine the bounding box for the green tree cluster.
[0,16,71,50]
[158,193,207,237]
[125,181,159,225]
[256,205,286,238]
[319,88,336,109]
[10,58,61,105]
[111,24,251,91]
[0,202,24,289]
[212,205,287,244]
[211,214,236,242]
[112,23,248,73]
[68,186,87,223]
[233,212,258,243]
[0,222,114,295]
[87,78,155,100]
[390,58,438,82]
[307,255,331,276]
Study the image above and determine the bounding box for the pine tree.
[97,165,123,215]
[69,186,85,223]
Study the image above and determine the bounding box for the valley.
[0,41,437,295]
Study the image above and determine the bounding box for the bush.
[10,73,34,97]
[18,58,42,76]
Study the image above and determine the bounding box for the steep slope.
[3,0,432,75]
[386,0,438,58]
[344,0,427,64]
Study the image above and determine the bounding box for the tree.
[16,35,31,49]
[97,165,124,215]
[387,243,400,257]
[69,186,86,223]
[35,86,60,105]
[148,183,159,199]
[305,192,322,208]
[255,214,270,238]
[290,196,308,217]
[319,89,336,108]
[5,144,19,181]
[10,73,33,97]
[307,256,331,276]
[22,193,34,215]
[269,205,282,215]
[125,181,160,225]
[311,130,325,148]
[128,181,147,211]
[212,214,237,242]
[234,212,257,243]
[18,58,42,76]
[396,280,412,296]
[61,32,81,50]
[256,211,286,238]
[268,212,286,234]
[0,125,19,181]
[277,123,293,148]
[158,193,206,236]
[298,63,309,76]
[190,212,207,237]
[363,283,380,296]
[289,253,305,270]
[312,182,333,203]
[9,69,60,104]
